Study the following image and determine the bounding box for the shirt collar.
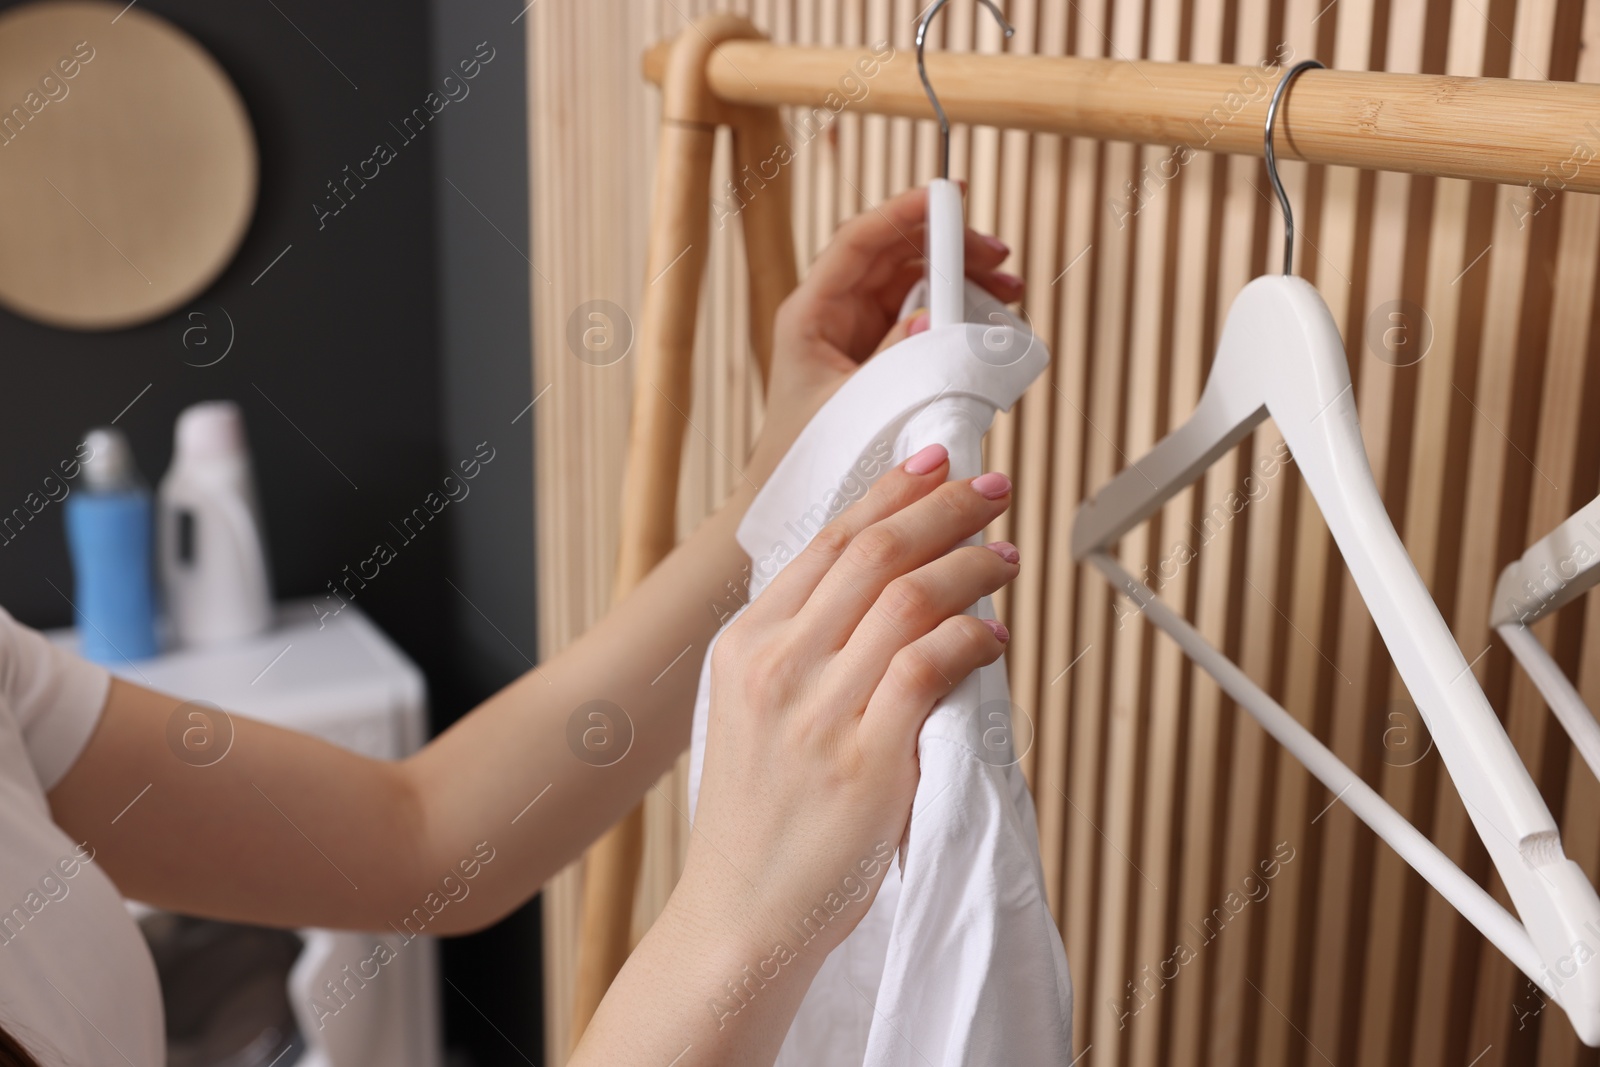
[738,281,1049,586]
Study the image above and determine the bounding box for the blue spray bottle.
[63,427,159,663]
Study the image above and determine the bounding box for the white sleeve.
[0,606,112,791]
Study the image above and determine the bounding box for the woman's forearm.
[398,478,760,929]
[569,857,830,1065]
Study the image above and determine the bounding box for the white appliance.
[51,600,441,1067]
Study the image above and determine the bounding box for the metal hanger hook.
[1263,58,1324,275]
[916,0,1015,180]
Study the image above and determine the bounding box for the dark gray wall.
[0,0,538,1061]
[429,1,542,1063]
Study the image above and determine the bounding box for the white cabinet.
[52,600,441,1067]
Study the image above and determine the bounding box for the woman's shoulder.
[0,604,112,793]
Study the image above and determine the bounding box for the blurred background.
[0,0,539,1063]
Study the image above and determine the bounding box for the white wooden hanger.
[1071,61,1600,1044]
[915,0,1012,329]
[1492,494,1600,780]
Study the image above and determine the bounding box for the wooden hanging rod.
[642,37,1600,195]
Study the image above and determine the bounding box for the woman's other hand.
[746,185,1023,483]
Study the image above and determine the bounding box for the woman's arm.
[45,184,1022,938]
[45,476,760,934]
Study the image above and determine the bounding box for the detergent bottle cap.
[79,427,140,492]
[173,400,248,462]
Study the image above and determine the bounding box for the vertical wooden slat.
[1458,1,1565,1061]
[1247,7,1370,1067]
[1090,0,1159,1054]
[1303,0,1429,1059]
[1203,3,1284,1062]
[1010,288,1051,750]
[991,0,1045,788]
[834,0,864,217]
[1056,0,1109,1053]
[884,0,916,197]
[1028,0,1074,930]
[1122,2,1187,1063]
[1247,12,1338,1067]
[1067,0,1134,1055]
[859,0,890,207]
[1405,0,1499,1062]
[1164,0,1230,1061]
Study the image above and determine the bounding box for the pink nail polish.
[972,472,1012,499]
[993,271,1024,288]
[907,311,931,336]
[904,443,948,475]
[979,234,1010,256]
[983,618,1010,643]
[985,541,1020,565]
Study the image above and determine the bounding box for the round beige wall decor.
[0,1,257,331]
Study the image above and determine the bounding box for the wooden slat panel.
[532,2,1600,1063]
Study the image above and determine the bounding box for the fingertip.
[971,471,1012,499]
[983,540,1020,565]
[903,443,948,475]
[972,270,1024,302]
[982,617,1010,644]
[907,309,931,336]
[977,233,1010,258]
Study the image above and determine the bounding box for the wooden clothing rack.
[563,8,1600,1056]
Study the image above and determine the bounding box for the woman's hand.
[745,185,1022,483]
[573,446,1020,1064]
[689,445,1016,951]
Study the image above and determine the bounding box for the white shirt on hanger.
[688,281,1073,1066]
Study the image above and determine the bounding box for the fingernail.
[983,618,1010,643]
[972,472,1012,499]
[993,270,1024,288]
[985,541,1020,565]
[980,234,1010,256]
[904,443,948,475]
[907,309,931,336]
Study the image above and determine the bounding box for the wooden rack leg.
[729,105,799,386]
[567,13,789,1052]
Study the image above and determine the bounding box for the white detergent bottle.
[158,401,274,648]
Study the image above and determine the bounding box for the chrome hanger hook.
[1263,59,1324,275]
[916,0,1014,180]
